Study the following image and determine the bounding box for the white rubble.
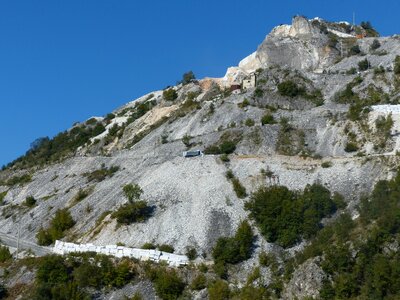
[53,240,189,267]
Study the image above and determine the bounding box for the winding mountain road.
[0,231,52,256]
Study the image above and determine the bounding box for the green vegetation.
[245,118,255,127]
[238,98,250,108]
[253,88,264,98]
[0,191,6,204]
[277,80,305,98]
[158,244,174,253]
[24,195,36,207]
[204,140,237,155]
[360,20,379,37]
[321,161,332,168]
[212,220,254,265]
[112,183,152,225]
[185,247,197,260]
[276,118,305,156]
[163,88,178,101]
[182,134,192,148]
[261,113,276,125]
[0,245,12,262]
[370,39,381,51]
[344,141,359,152]
[191,274,207,290]
[141,242,156,250]
[335,76,363,104]
[179,71,195,85]
[225,170,247,199]
[5,120,106,170]
[36,208,75,245]
[72,187,92,204]
[4,174,32,187]
[208,280,231,300]
[394,56,400,75]
[293,170,400,299]
[83,165,119,182]
[146,266,185,300]
[245,184,340,248]
[34,253,135,299]
[358,59,370,71]
[349,44,361,56]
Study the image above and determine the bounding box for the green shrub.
[83,165,119,182]
[212,220,254,265]
[245,184,337,248]
[321,161,332,168]
[6,174,32,186]
[0,245,12,262]
[261,114,275,125]
[245,118,255,127]
[358,59,370,71]
[238,98,250,108]
[123,183,143,203]
[158,244,174,253]
[142,242,156,250]
[370,39,381,51]
[24,195,36,207]
[72,188,91,203]
[277,80,305,98]
[220,154,230,162]
[231,178,247,199]
[253,88,264,98]
[349,45,361,56]
[219,141,236,154]
[394,56,400,75]
[36,209,75,245]
[163,88,178,101]
[180,71,195,85]
[153,269,185,300]
[208,280,230,300]
[191,274,207,290]
[186,247,197,260]
[182,134,192,147]
[112,201,152,225]
[0,191,7,204]
[344,142,359,152]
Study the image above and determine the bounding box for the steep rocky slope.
[2,16,400,299]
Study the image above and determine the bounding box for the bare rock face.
[283,258,326,300]
[256,16,336,72]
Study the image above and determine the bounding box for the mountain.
[1,16,400,299]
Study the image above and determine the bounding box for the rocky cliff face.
[1,16,400,299]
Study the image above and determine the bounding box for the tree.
[277,80,305,98]
[180,71,195,85]
[358,59,369,71]
[123,183,143,203]
[370,39,381,51]
[163,88,178,101]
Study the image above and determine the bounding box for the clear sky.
[1,0,399,167]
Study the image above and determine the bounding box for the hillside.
[1,16,400,299]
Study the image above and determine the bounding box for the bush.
[358,59,370,71]
[370,39,381,51]
[253,88,264,98]
[0,245,12,262]
[277,80,305,98]
[158,244,174,253]
[24,195,36,207]
[83,165,119,182]
[220,154,230,162]
[191,274,207,290]
[212,220,254,265]
[344,142,359,152]
[123,183,143,203]
[245,184,338,248]
[112,201,153,225]
[261,114,275,125]
[0,191,7,205]
[182,134,192,148]
[208,280,230,300]
[186,247,197,260]
[153,269,185,300]
[142,242,156,249]
[394,56,400,75]
[231,178,247,199]
[321,161,332,168]
[180,71,195,85]
[245,118,255,127]
[349,45,361,56]
[219,141,236,154]
[163,88,178,101]
[238,98,250,108]
[36,209,75,245]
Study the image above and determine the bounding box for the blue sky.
[1,0,399,166]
